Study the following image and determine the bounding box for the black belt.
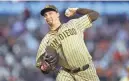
[63,64,89,73]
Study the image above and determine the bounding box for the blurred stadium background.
[0,1,129,81]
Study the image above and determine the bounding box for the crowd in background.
[0,2,129,81]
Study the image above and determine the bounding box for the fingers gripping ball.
[65,8,78,17]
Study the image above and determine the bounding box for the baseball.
[65,8,78,17]
[65,8,71,17]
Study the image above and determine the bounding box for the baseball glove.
[40,46,59,74]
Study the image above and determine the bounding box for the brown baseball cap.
[40,5,58,16]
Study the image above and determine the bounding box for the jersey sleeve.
[75,14,92,32]
[36,35,49,68]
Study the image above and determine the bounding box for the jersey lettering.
[50,28,77,49]
[58,28,77,41]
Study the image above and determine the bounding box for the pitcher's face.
[44,11,60,25]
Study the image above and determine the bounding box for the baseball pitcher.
[36,5,100,81]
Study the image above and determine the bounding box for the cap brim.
[40,8,57,16]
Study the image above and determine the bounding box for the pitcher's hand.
[65,8,78,17]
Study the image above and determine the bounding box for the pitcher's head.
[40,5,60,25]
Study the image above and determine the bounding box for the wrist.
[74,8,79,13]
[76,8,93,15]
[74,8,78,11]
[76,8,82,13]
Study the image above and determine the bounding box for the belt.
[63,64,89,73]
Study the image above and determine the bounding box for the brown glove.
[40,46,59,74]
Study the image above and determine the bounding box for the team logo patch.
[45,5,50,8]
